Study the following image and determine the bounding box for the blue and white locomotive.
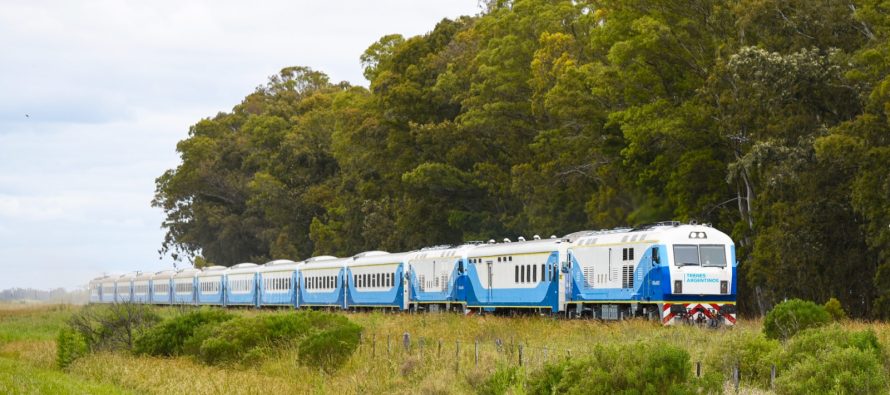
[89,221,737,325]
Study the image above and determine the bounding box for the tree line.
[153,0,890,318]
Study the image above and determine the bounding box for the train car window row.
[229,278,252,293]
[263,277,292,291]
[200,281,220,294]
[306,275,338,290]
[134,284,149,295]
[153,283,170,294]
[175,282,192,293]
[514,264,540,283]
[353,272,396,289]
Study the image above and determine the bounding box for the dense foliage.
[56,328,88,369]
[774,326,887,394]
[135,309,362,370]
[763,299,832,340]
[525,341,721,394]
[154,0,890,318]
[133,308,234,356]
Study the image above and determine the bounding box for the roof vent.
[503,238,511,243]
[550,235,557,239]
[517,236,526,242]
[533,235,541,240]
[488,239,496,244]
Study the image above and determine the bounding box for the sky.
[0,0,481,290]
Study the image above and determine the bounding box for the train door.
[402,263,411,310]
[453,258,468,303]
[562,249,570,311]
[341,270,348,309]
[484,260,494,303]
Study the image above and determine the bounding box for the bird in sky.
[25,114,29,118]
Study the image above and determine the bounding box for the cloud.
[0,0,481,290]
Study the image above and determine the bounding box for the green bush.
[770,325,888,394]
[56,328,88,369]
[823,297,847,321]
[703,331,779,389]
[163,311,361,370]
[776,325,883,369]
[67,303,161,352]
[477,365,524,395]
[298,321,362,372]
[776,347,887,394]
[134,308,234,356]
[763,299,831,340]
[526,341,704,394]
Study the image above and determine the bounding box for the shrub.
[67,303,161,352]
[823,297,847,321]
[775,347,887,394]
[762,299,831,340]
[477,365,524,395]
[527,341,696,394]
[192,316,267,364]
[703,331,779,389]
[298,321,362,372]
[134,308,234,356]
[776,325,883,369]
[147,310,366,368]
[56,328,88,368]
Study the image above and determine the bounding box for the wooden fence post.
[519,344,524,367]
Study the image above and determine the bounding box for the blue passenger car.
[408,245,472,311]
[132,272,153,304]
[464,238,565,313]
[196,266,226,306]
[225,263,259,307]
[150,270,175,305]
[299,256,346,308]
[115,273,134,303]
[346,251,410,310]
[258,260,300,307]
[172,268,199,305]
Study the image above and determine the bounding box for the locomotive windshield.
[700,245,727,267]
[673,245,727,267]
[674,245,699,266]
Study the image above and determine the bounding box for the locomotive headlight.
[720,280,728,294]
[674,280,682,294]
[688,232,708,239]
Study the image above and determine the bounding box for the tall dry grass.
[3,304,890,394]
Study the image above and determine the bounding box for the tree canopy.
[154,0,890,318]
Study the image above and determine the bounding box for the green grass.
[0,304,76,343]
[0,356,128,395]
[1,304,889,394]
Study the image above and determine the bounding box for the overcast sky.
[0,1,481,290]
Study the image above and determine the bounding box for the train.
[89,221,737,325]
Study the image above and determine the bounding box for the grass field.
[1,303,888,394]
